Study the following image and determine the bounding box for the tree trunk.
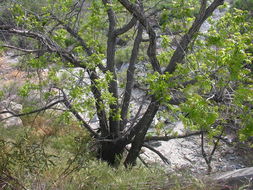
[98,139,126,166]
[124,98,160,167]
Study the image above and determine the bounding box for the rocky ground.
[142,121,248,174]
[0,53,25,127]
[0,52,24,84]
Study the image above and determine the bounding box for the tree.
[0,0,252,168]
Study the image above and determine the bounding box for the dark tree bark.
[124,97,160,166]
[120,24,143,129]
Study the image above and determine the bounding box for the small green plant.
[0,134,55,189]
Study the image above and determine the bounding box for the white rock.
[214,167,253,187]
[0,100,23,113]
[0,101,23,128]
[0,113,23,128]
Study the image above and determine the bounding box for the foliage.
[143,8,253,144]
[158,0,200,32]
[176,8,253,140]
[233,0,253,12]
[0,133,55,189]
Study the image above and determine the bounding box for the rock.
[0,100,23,113]
[0,101,23,128]
[142,120,248,174]
[0,113,23,128]
[213,167,253,188]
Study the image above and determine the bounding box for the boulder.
[0,113,23,128]
[0,100,23,113]
[0,101,23,128]
[214,167,253,188]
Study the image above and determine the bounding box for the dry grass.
[28,116,57,137]
[0,55,26,87]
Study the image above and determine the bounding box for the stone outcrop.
[213,167,253,189]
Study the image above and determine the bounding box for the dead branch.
[142,143,171,165]
[144,131,203,142]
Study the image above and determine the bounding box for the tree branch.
[120,24,143,128]
[142,143,170,165]
[0,24,107,137]
[125,147,149,168]
[199,0,208,17]
[56,88,99,138]
[102,0,120,137]
[0,99,64,120]
[50,15,109,136]
[1,44,46,53]
[164,0,224,74]
[118,0,161,73]
[88,70,109,137]
[51,15,107,72]
[0,25,82,68]
[124,97,160,166]
[114,17,137,36]
[144,131,203,142]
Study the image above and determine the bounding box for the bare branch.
[201,127,224,173]
[142,143,171,165]
[73,0,87,29]
[0,99,65,120]
[122,97,146,138]
[0,25,83,68]
[144,131,203,142]
[1,44,46,53]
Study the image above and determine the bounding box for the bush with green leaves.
[0,135,55,189]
